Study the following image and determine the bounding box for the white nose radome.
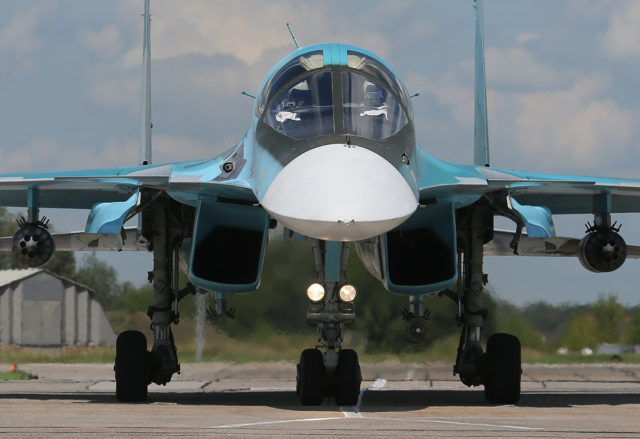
[261,144,418,241]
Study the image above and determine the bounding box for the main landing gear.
[483,333,521,404]
[115,330,151,401]
[454,204,522,404]
[296,240,362,406]
[114,198,186,402]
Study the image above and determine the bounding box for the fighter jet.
[1,0,638,405]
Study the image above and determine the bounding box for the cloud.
[515,32,540,44]
[153,134,218,163]
[78,0,403,138]
[497,74,636,171]
[83,64,140,116]
[3,137,137,172]
[0,0,57,71]
[425,72,473,127]
[116,0,395,70]
[567,0,621,18]
[599,1,640,59]
[0,0,57,55]
[78,25,123,59]
[117,0,324,68]
[3,133,233,174]
[484,46,569,91]
[412,54,636,174]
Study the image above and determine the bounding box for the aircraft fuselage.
[248,44,419,241]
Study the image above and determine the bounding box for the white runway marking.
[340,377,387,414]
[364,416,543,431]
[209,377,540,432]
[208,414,542,431]
[339,390,365,415]
[343,410,363,418]
[208,416,345,429]
[369,378,387,390]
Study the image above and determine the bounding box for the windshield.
[342,71,407,140]
[347,51,412,118]
[262,71,334,139]
[256,50,324,117]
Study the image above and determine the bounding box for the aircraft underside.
[105,190,524,405]
[109,186,626,405]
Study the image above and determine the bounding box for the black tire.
[297,349,327,405]
[334,349,362,406]
[483,333,521,404]
[115,330,150,402]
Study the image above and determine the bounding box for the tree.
[521,301,591,343]
[593,294,626,344]
[45,251,77,279]
[625,306,640,345]
[561,314,599,350]
[109,281,153,313]
[0,207,17,269]
[72,253,119,307]
[491,300,546,351]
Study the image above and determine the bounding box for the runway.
[0,361,639,437]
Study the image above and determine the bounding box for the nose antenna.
[286,23,301,49]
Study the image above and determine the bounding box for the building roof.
[0,268,44,288]
[0,268,95,293]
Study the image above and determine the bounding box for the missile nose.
[261,144,418,241]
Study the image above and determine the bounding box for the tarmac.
[0,361,639,437]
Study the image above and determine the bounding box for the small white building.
[0,268,116,346]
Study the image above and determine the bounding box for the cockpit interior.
[259,48,412,141]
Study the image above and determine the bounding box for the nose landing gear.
[296,346,362,406]
[296,240,362,406]
[297,282,362,406]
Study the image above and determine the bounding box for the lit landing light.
[339,284,357,302]
[261,144,418,241]
[307,283,325,302]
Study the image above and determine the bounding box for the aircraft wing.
[0,143,254,244]
[0,226,146,252]
[417,148,640,216]
[479,167,640,215]
[485,230,640,258]
[0,142,254,209]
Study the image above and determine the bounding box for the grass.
[0,344,116,364]
[525,353,640,364]
[0,370,33,381]
[2,313,639,365]
[2,334,639,365]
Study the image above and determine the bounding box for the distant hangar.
[0,268,116,346]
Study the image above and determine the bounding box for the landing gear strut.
[296,240,362,406]
[114,197,183,402]
[454,204,522,404]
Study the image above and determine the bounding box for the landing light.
[339,284,357,302]
[307,283,325,302]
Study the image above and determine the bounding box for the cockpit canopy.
[257,46,412,141]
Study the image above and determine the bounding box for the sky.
[2,0,640,307]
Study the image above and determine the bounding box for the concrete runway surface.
[0,361,639,438]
